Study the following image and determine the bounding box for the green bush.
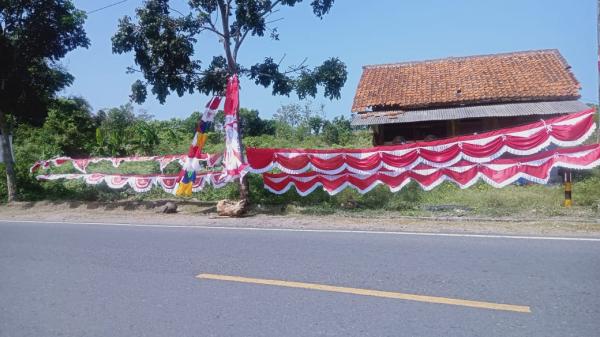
[574,175,600,206]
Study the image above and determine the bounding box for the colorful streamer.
[174,96,222,196]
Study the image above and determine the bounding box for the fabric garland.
[263,144,600,196]
[174,96,222,196]
[32,75,250,196]
[31,96,598,197]
[247,109,596,175]
[36,171,228,194]
[30,153,222,174]
[219,74,248,183]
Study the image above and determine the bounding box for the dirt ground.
[1,200,599,237]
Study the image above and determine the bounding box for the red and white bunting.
[247,109,596,175]
[35,171,228,193]
[30,153,222,174]
[219,75,248,182]
[263,144,600,196]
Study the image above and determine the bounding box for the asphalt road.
[0,221,599,337]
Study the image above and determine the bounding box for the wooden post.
[563,169,572,207]
[450,120,457,137]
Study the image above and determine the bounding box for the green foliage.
[573,172,600,206]
[322,116,352,145]
[44,97,97,156]
[0,0,89,124]
[111,0,347,104]
[129,121,161,155]
[273,103,302,127]
[239,108,275,137]
[95,104,137,156]
[308,116,325,135]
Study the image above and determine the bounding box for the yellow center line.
[196,273,531,314]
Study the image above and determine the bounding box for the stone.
[216,199,247,217]
[162,201,178,214]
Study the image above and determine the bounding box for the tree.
[129,120,160,155]
[0,0,89,201]
[43,97,97,156]
[239,108,275,137]
[274,103,303,127]
[308,115,325,135]
[322,116,352,145]
[95,104,137,156]
[214,108,275,137]
[111,0,347,203]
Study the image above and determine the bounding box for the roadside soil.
[1,200,599,237]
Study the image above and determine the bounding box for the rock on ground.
[216,199,247,217]
[161,202,177,214]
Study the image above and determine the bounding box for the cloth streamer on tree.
[30,153,222,174]
[31,78,251,196]
[262,144,600,196]
[36,171,227,194]
[219,75,247,182]
[174,96,222,196]
[246,109,596,175]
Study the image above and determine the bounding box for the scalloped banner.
[262,144,600,196]
[247,109,596,175]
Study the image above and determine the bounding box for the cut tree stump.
[217,199,247,217]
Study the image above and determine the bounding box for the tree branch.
[233,28,250,60]
[216,0,236,72]
[200,24,224,37]
[266,17,284,25]
[167,5,185,17]
[126,66,225,78]
[262,0,282,18]
[204,12,224,38]
[232,1,282,61]
[284,58,308,74]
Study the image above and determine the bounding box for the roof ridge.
[362,49,562,69]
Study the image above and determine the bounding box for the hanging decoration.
[174,96,222,196]
[32,76,250,196]
[31,86,599,198]
[36,171,228,194]
[262,144,600,196]
[246,109,596,175]
[219,74,247,182]
[29,153,222,174]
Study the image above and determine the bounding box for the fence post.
[563,169,572,207]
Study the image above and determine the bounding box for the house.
[351,49,588,145]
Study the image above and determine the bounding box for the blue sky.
[64,0,598,120]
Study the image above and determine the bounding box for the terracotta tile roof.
[352,49,581,113]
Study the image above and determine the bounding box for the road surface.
[1,220,599,337]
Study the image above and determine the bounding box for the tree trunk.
[239,168,250,202]
[236,85,250,205]
[0,109,17,202]
[217,0,250,207]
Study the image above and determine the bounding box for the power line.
[86,0,130,15]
